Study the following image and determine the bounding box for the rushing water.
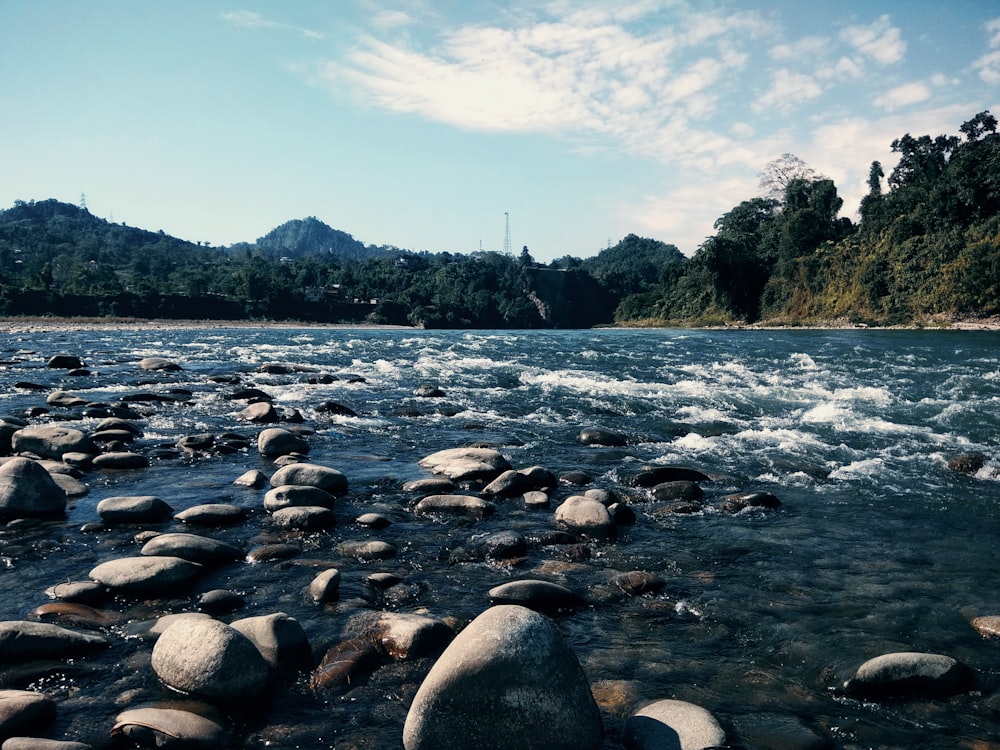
[1,326,999,749]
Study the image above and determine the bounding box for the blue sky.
[2,1,999,261]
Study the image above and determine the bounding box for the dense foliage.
[615,111,1000,326]
[0,201,658,327]
[2,112,997,328]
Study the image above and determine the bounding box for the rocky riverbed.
[1,328,999,749]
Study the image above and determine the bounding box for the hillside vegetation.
[1,112,997,328]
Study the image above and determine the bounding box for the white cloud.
[975,51,1000,85]
[816,55,864,81]
[753,69,823,112]
[840,15,905,65]
[770,35,828,62]
[986,17,1000,48]
[972,18,1000,83]
[873,81,932,111]
[331,4,766,168]
[220,10,325,40]
[372,10,413,29]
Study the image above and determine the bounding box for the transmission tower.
[503,211,512,256]
[79,192,87,211]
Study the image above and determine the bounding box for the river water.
[1,326,998,748]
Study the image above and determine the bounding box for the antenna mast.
[503,211,512,256]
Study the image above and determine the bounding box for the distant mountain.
[237,216,387,261]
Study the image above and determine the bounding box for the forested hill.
[615,111,1000,327]
[0,200,679,327]
[229,217,387,262]
[1,110,998,328]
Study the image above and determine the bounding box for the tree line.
[1,111,997,328]
[615,111,1000,326]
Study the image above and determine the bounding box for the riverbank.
[0,316,418,334]
[4,313,1000,335]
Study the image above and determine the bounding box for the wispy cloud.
[220,10,326,40]
[973,18,1000,84]
[328,2,774,172]
[840,15,906,65]
[753,69,823,112]
[873,81,931,111]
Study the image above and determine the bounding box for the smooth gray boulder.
[842,651,974,699]
[151,617,269,703]
[0,690,56,741]
[336,540,396,561]
[270,463,348,495]
[233,469,268,488]
[112,707,227,749]
[10,426,98,460]
[414,494,494,518]
[418,447,512,482]
[624,699,726,750]
[96,495,172,524]
[91,452,150,470]
[403,605,602,750]
[45,391,88,408]
[140,533,242,566]
[230,612,311,670]
[553,495,616,539]
[263,485,335,512]
[270,505,335,530]
[351,611,453,660]
[488,580,585,613]
[138,356,182,371]
[174,503,246,526]
[257,428,309,458]
[239,402,279,423]
[89,556,202,595]
[2,738,92,750]
[308,569,341,603]
[0,458,66,518]
[0,621,108,661]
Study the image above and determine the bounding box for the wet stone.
[0,621,109,661]
[488,579,585,613]
[231,612,311,671]
[264,485,336,512]
[97,495,172,524]
[356,512,391,528]
[843,651,975,699]
[0,689,56,740]
[309,568,341,603]
[577,426,627,446]
[337,540,397,561]
[270,505,335,530]
[624,699,727,750]
[174,503,247,526]
[91,451,149,471]
[140,533,243,566]
[112,707,228,750]
[198,589,245,615]
[402,605,602,750]
[151,617,269,703]
[89,556,202,596]
[971,615,1000,638]
[270,462,348,495]
[414,494,494,518]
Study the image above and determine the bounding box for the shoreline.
[2,315,999,334]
